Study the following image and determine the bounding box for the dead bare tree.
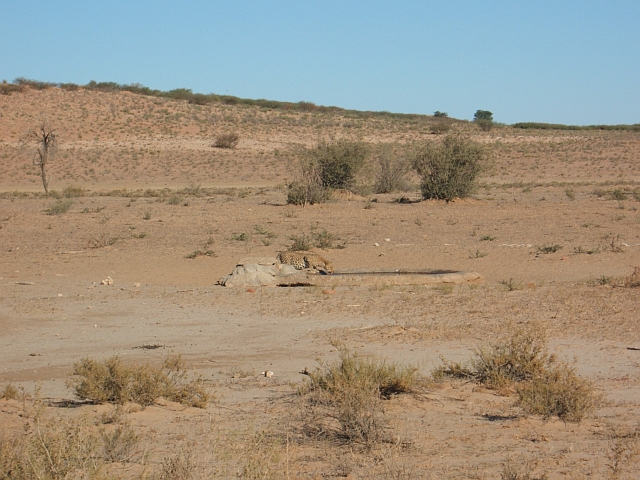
[21,120,58,194]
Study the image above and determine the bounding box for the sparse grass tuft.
[537,244,562,254]
[68,354,210,408]
[622,266,640,288]
[45,199,73,215]
[87,234,119,248]
[500,278,520,291]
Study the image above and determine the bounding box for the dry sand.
[0,87,639,478]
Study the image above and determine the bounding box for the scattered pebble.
[322,289,335,295]
[384,238,391,242]
[134,282,141,287]
[101,276,113,286]
[374,242,380,247]
[261,371,274,378]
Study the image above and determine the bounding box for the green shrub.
[310,139,368,190]
[474,110,494,132]
[412,134,486,201]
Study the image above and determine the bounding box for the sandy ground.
[0,87,639,478]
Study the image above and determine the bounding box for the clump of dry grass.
[68,354,210,408]
[606,424,640,478]
[45,199,73,215]
[0,389,146,479]
[1,383,18,399]
[434,324,598,422]
[153,447,198,480]
[0,405,103,479]
[516,363,597,422]
[501,461,548,480]
[213,132,240,149]
[621,266,640,288]
[62,185,86,198]
[299,346,417,448]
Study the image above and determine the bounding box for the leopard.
[276,251,334,274]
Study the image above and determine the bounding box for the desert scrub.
[299,346,417,448]
[287,139,368,205]
[0,400,104,479]
[434,324,598,421]
[45,198,73,215]
[213,132,240,149]
[516,363,597,422]
[373,144,410,194]
[69,354,210,408]
[411,133,486,202]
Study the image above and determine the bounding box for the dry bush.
[87,233,119,248]
[606,425,640,478]
[0,407,103,479]
[286,160,331,206]
[153,447,198,480]
[516,363,598,422]
[300,346,417,448]
[1,383,18,399]
[213,132,240,149]
[430,118,453,135]
[69,354,210,408]
[471,326,551,391]
[434,324,598,422]
[501,461,547,480]
[621,266,640,288]
[62,185,86,198]
[45,199,73,215]
[373,145,411,194]
[434,324,551,392]
[99,420,140,463]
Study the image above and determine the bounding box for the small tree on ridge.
[21,120,58,194]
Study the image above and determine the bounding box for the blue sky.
[2,1,639,124]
